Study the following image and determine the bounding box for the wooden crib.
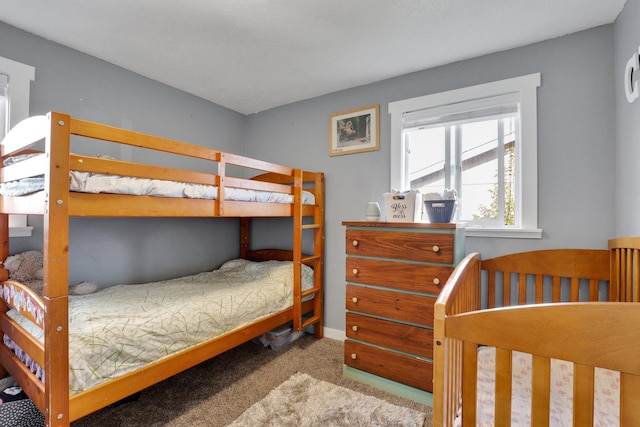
[433,237,640,426]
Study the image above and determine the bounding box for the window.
[389,73,541,238]
[1,56,35,237]
[0,73,8,136]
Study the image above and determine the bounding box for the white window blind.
[0,73,8,137]
[401,92,520,130]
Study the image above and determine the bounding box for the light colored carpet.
[227,372,426,427]
[70,334,433,426]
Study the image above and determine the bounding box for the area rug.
[226,372,426,427]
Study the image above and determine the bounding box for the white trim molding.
[389,73,542,239]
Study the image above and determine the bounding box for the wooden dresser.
[342,221,465,399]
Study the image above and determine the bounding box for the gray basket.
[424,199,456,223]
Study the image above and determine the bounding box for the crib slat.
[570,277,580,301]
[495,348,512,424]
[503,272,511,307]
[626,249,633,301]
[610,248,622,301]
[487,270,496,308]
[444,340,461,427]
[552,276,561,302]
[589,278,598,301]
[531,355,550,427]
[621,373,640,425]
[630,248,640,302]
[573,363,595,426]
[518,273,526,305]
[535,274,544,303]
[461,342,478,425]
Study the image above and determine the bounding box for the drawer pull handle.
[352,325,358,332]
[352,297,358,303]
[351,353,357,360]
[433,278,440,285]
[352,268,358,275]
[352,240,359,247]
[432,245,440,253]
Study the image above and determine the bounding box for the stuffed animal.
[3,251,98,296]
[3,250,43,282]
[70,281,99,295]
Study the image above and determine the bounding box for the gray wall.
[246,27,617,332]
[0,21,247,285]
[614,0,640,236]
[1,19,622,334]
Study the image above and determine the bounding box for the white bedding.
[473,346,620,426]
[0,154,315,204]
[4,258,313,395]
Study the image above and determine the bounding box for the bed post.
[43,112,71,426]
[0,213,8,281]
[433,253,481,427]
[609,236,640,302]
[240,217,250,259]
[0,212,8,379]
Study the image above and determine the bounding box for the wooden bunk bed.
[0,111,325,426]
[433,237,640,426]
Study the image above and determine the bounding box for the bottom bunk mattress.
[471,346,619,426]
[3,258,313,395]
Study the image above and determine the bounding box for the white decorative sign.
[625,46,640,104]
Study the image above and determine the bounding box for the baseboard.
[323,327,345,341]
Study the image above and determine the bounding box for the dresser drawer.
[346,257,451,294]
[344,340,433,391]
[346,313,433,358]
[346,285,435,326]
[345,229,453,264]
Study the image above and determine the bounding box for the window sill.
[465,227,542,239]
[9,226,34,238]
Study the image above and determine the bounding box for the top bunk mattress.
[3,258,314,395]
[0,154,315,204]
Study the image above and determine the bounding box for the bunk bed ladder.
[292,170,324,336]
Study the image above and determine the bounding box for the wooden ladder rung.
[301,287,320,298]
[302,255,321,264]
[301,315,321,329]
[301,223,321,230]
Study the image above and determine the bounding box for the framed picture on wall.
[329,104,379,156]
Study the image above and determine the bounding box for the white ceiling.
[1,0,627,115]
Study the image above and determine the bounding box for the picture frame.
[329,104,379,156]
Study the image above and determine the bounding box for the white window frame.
[389,73,542,239]
[1,56,35,237]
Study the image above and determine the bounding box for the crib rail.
[447,303,640,425]
[481,249,609,307]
